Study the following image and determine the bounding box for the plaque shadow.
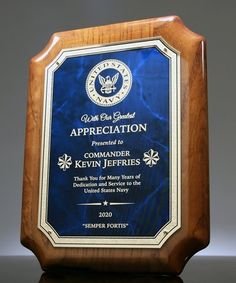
[39,272,183,283]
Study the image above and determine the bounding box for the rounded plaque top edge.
[29,16,206,66]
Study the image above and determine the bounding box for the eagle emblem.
[98,73,119,94]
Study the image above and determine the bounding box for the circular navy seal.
[86,59,132,107]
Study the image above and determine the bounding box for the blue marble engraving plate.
[38,40,181,248]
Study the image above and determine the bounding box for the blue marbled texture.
[47,47,169,237]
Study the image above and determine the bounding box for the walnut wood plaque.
[21,16,209,274]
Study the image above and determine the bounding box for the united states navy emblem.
[86,59,132,106]
[99,73,119,94]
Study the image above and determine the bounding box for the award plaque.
[21,16,209,274]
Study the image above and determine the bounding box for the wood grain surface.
[21,16,209,274]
